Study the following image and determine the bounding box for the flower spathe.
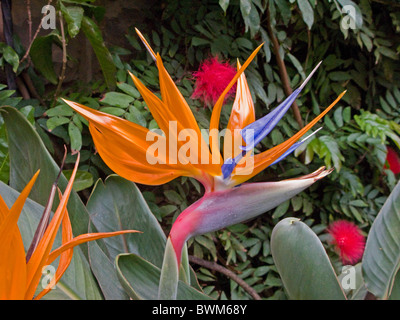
[62,28,346,267]
[0,154,139,300]
[327,220,366,265]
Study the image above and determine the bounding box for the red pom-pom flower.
[385,146,400,175]
[327,220,366,265]
[191,57,237,106]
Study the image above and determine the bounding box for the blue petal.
[240,62,322,152]
[221,158,236,179]
[221,151,246,179]
[240,87,302,152]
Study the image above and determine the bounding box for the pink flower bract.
[191,57,237,106]
[327,220,365,265]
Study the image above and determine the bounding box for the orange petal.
[34,200,73,300]
[33,228,139,300]
[0,230,27,300]
[224,60,256,160]
[135,28,208,151]
[209,43,264,163]
[0,170,40,247]
[0,171,39,299]
[232,91,346,185]
[129,63,219,178]
[156,55,204,137]
[63,99,198,182]
[63,99,219,187]
[0,193,9,223]
[135,28,157,61]
[24,156,80,299]
[46,230,141,266]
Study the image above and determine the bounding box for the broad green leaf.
[60,4,84,38]
[68,122,82,152]
[46,105,75,117]
[115,253,211,300]
[240,1,260,36]
[240,0,251,16]
[287,53,305,79]
[362,181,400,299]
[158,237,180,299]
[377,47,399,60]
[272,199,290,219]
[100,91,134,108]
[274,0,291,25]
[46,116,70,131]
[86,175,167,299]
[116,82,141,98]
[88,233,129,300]
[318,135,344,171]
[219,0,230,13]
[86,175,166,267]
[271,217,347,300]
[0,118,9,184]
[191,37,210,46]
[99,106,125,117]
[389,273,400,300]
[0,44,19,73]
[333,106,344,127]
[360,32,373,52]
[81,16,116,89]
[1,106,92,243]
[63,169,93,192]
[30,35,58,84]
[297,0,314,30]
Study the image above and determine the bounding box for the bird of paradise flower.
[62,29,346,299]
[0,152,139,300]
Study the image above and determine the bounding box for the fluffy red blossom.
[384,146,400,175]
[191,57,237,106]
[327,220,365,265]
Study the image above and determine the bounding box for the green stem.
[158,236,179,300]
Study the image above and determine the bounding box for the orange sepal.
[0,171,39,299]
[24,156,79,299]
[209,43,264,163]
[232,91,347,185]
[224,60,256,161]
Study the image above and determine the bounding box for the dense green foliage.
[1,0,400,299]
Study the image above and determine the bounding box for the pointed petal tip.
[135,28,157,61]
[299,61,323,90]
[311,166,334,180]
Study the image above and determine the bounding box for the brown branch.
[52,11,67,107]
[26,0,32,43]
[265,9,303,129]
[20,0,53,64]
[189,255,262,300]
[15,76,30,99]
